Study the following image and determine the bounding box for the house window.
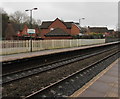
[50,28,54,31]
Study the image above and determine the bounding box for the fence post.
[30,39,32,52]
[77,39,79,47]
[29,39,32,52]
[52,40,54,49]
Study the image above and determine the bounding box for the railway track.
[24,50,119,98]
[2,45,118,85]
[2,42,119,75]
[2,42,120,98]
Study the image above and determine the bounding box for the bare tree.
[36,19,41,26]
[32,19,41,26]
[9,11,29,24]
[0,7,6,14]
[0,8,10,39]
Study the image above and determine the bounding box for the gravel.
[2,48,118,98]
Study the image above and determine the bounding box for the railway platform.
[0,42,119,62]
[70,58,119,97]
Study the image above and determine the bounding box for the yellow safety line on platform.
[70,58,119,97]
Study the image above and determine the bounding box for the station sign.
[27,29,35,34]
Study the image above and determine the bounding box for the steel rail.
[24,50,119,99]
[2,46,118,85]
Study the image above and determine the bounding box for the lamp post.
[25,8,38,52]
[25,8,37,28]
[79,18,85,27]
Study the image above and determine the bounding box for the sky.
[0,0,119,30]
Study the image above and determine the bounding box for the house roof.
[45,28,71,37]
[88,27,108,33]
[64,22,74,29]
[40,18,73,29]
[80,27,88,33]
[40,21,52,29]
[108,29,114,33]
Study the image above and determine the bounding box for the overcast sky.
[0,0,119,30]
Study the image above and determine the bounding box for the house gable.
[71,24,80,35]
[21,25,28,35]
[40,18,73,29]
[49,18,67,29]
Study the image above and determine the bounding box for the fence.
[105,38,120,43]
[0,39,105,55]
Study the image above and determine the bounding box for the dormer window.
[50,28,54,31]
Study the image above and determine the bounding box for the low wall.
[105,38,120,43]
[1,39,105,55]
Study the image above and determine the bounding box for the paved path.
[70,58,119,97]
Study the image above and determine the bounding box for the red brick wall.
[71,24,80,35]
[40,29,50,38]
[49,19,71,34]
[21,25,28,35]
[49,19,66,29]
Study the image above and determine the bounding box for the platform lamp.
[25,8,38,52]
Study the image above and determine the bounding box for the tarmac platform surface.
[70,58,119,97]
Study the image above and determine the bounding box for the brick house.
[86,26,118,38]
[17,25,41,40]
[87,26,108,35]
[40,18,80,39]
[5,22,41,40]
[107,29,115,37]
